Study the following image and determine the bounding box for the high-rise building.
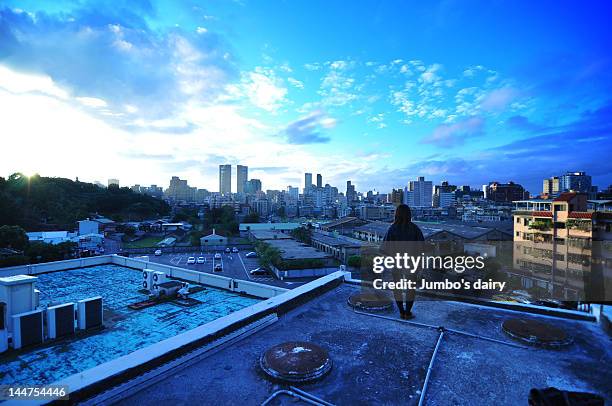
[166,176,195,201]
[433,181,457,208]
[404,176,433,207]
[346,181,356,203]
[560,171,592,194]
[304,173,313,193]
[244,179,262,194]
[286,186,299,202]
[486,181,528,203]
[237,165,248,194]
[219,164,232,195]
[390,188,404,207]
[108,178,119,187]
[316,174,322,189]
[543,176,561,197]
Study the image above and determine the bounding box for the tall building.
[219,164,231,195]
[346,181,356,203]
[316,174,322,189]
[404,176,433,207]
[390,188,404,207]
[560,171,592,194]
[286,186,299,202]
[237,165,248,194]
[244,179,262,194]
[166,176,195,201]
[433,181,457,208]
[304,173,313,193]
[486,181,528,203]
[108,178,119,187]
[543,176,561,197]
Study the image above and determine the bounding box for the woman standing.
[381,204,424,319]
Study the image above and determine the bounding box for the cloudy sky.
[1,0,611,194]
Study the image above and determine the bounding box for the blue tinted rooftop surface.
[0,264,258,385]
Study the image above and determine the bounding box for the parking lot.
[145,248,301,289]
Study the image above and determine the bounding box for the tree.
[243,212,260,223]
[290,226,312,244]
[0,225,29,251]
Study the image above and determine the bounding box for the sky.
[1,0,611,194]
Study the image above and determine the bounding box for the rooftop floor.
[118,283,612,405]
[0,264,258,385]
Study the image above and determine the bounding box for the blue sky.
[0,0,611,194]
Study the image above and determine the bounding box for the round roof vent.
[502,318,572,348]
[260,341,332,382]
[347,291,393,311]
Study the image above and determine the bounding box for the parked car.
[249,267,268,276]
[154,249,162,256]
[197,256,205,264]
[214,253,222,260]
[232,247,239,253]
[245,252,258,258]
[225,247,231,253]
[214,264,223,272]
[187,257,196,265]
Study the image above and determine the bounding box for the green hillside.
[0,173,170,230]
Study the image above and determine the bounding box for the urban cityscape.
[0,1,611,405]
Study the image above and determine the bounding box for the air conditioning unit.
[47,302,75,339]
[12,309,44,349]
[77,297,103,330]
[155,280,183,297]
[151,271,167,291]
[142,270,155,291]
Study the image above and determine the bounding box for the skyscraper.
[403,176,433,207]
[237,165,248,194]
[305,173,313,193]
[219,164,231,195]
[316,173,322,188]
[346,180,356,203]
[560,171,592,193]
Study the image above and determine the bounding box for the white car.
[154,249,162,256]
[231,247,239,253]
[214,253,222,260]
[225,247,231,253]
[187,257,196,265]
[197,256,205,264]
[250,267,268,276]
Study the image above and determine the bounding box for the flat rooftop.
[118,283,612,405]
[267,239,331,260]
[0,264,258,385]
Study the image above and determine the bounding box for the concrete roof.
[239,223,301,231]
[354,220,512,240]
[249,230,293,240]
[266,239,331,260]
[311,232,373,248]
[117,283,612,405]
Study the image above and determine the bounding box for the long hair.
[394,204,412,227]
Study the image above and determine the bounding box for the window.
[516,217,520,223]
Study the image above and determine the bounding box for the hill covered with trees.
[0,173,170,230]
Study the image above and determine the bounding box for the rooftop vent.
[260,341,332,382]
[347,291,393,311]
[502,318,572,348]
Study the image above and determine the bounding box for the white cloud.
[76,97,108,108]
[196,26,208,34]
[0,65,68,99]
[287,77,304,89]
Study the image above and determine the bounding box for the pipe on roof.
[418,329,444,406]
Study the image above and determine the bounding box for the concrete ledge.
[45,271,346,405]
[347,277,596,322]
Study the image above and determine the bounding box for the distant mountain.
[0,173,170,230]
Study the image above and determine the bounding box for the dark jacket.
[382,222,424,243]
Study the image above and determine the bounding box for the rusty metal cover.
[502,318,572,348]
[260,341,332,382]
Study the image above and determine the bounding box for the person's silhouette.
[381,204,424,319]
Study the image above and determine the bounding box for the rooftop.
[117,283,612,405]
[266,239,331,260]
[0,264,258,386]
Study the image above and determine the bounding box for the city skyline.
[1,1,611,193]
